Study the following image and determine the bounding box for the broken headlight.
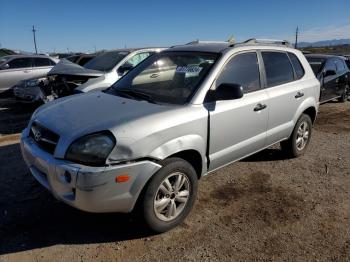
[24,79,40,87]
[65,132,116,166]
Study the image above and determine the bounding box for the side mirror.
[215,83,244,101]
[117,63,134,76]
[324,70,336,77]
[0,63,9,70]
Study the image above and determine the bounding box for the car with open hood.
[21,39,320,232]
[14,48,163,103]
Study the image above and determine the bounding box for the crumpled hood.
[33,91,174,140]
[47,59,103,77]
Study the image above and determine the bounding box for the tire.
[281,114,313,158]
[141,157,198,233]
[338,85,349,102]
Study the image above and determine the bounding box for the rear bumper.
[20,133,161,213]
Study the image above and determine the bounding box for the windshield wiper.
[115,88,157,104]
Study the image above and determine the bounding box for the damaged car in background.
[14,48,163,103]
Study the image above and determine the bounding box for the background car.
[0,55,58,91]
[65,54,96,66]
[305,54,349,103]
[14,48,164,103]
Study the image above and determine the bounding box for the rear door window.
[216,52,261,93]
[7,58,32,69]
[288,52,305,79]
[33,58,52,67]
[262,52,295,87]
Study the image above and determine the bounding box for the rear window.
[262,52,295,87]
[288,52,305,79]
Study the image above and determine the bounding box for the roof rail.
[185,40,229,45]
[231,38,293,48]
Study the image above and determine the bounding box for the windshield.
[0,56,12,65]
[306,57,326,75]
[108,52,218,105]
[84,51,129,71]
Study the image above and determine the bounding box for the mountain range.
[298,39,350,48]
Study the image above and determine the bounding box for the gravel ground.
[0,98,349,262]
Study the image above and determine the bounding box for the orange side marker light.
[116,175,130,183]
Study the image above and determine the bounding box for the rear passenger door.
[32,58,55,78]
[208,52,269,171]
[334,58,348,97]
[322,59,338,101]
[261,51,306,145]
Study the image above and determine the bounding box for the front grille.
[30,121,60,154]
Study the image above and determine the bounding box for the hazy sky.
[1,0,350,53]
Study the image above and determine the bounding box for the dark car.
[305,54,349,103]
[342,55,350,70]
[66,54,96,66]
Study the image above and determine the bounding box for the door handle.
[23,70,30,73]
[295,91,304,99]
[150,73,159,78]
[254,103,267,112]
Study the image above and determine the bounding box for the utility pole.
[295,26,299,49]
[32,25,38,54]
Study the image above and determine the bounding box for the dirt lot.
[0,97,349,262]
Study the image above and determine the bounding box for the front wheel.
[141,158,198,233]
[281,114,313,158]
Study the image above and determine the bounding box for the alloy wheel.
[296,121,310,151]
[153,172,190,222]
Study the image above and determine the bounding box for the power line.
[32,25,38,54]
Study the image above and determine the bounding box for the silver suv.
[21,39,320,232]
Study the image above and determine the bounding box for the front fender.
[148,134,207,171]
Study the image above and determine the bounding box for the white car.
[0,55,58,91]
[14,48,164,102]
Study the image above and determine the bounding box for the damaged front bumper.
[20,131,161,213]
[13,85,42,103]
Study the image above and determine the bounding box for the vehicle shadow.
[0,143,153,256]
[0,144,293,255]
[241,147,293,162]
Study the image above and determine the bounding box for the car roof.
[167,39,297,54]
[104,47,165,53]
[4,54,56,60]
[168,41,230,53]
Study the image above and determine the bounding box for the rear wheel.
[281,114,312,158]
[141,158,198,233]
[338,85,349,102]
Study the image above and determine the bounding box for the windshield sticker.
[176,66,203,75]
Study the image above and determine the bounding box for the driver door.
[208,52,269,171]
